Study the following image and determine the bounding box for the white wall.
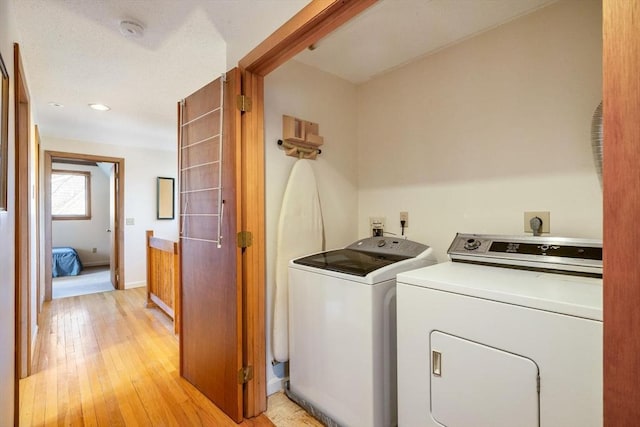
[51,163,111,266]
[357,0,603,261]
[264,60,359,393]
[0,0,17,422]
[42,137,178,288]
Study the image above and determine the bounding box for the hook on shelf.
[279,115,324,160]
[277,139,322,160]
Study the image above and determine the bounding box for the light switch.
[126,218,135,226]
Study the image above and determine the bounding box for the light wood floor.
[264,392,323,427]
[19,287,274,426]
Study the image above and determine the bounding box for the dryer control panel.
[448,233,602,276]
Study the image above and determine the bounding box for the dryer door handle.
[432,350,442,376]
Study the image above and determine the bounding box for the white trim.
[30,324,38,366]
[267,376,288,396]
[82,261,110,267]
[124,280,146,289]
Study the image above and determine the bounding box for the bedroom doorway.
[43,151,125,301]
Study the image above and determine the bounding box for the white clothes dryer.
[288,236,437,427]
[396,233,603,427]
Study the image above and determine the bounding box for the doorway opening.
[43,151,125,302]
[50,158,116,298]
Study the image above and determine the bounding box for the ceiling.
[294,0,556,83]
[12,0,556,152]
[13,0,309,151]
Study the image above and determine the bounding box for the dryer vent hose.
[591,101,603,190]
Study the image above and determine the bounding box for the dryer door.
[430,331,539,427]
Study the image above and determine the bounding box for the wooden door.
[179,69,243,422]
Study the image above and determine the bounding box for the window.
[51,170,91,220]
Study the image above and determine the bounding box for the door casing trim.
[236,0,377,417]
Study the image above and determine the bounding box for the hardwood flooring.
[19,288,273,426]
[264,392,323,427]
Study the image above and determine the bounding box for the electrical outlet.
[524,211,550,234]
[369,216,385,236]
[400,211,409,227]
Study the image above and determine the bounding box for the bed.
[52,247,83,277]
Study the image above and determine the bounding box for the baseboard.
[125,281,146,289]
[83,261,110,267]
[267,376,288,396]
[30,324,38,367]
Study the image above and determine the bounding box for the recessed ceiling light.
[89,103,111,111]
[48,102,64,108]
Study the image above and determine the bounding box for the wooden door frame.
[239,70,266,416]
[603,0,640,424]
[237,0,377,417]
[14,43,32,427]
[109,164,118,290]
[34,126,41,325]
[43,150,125,300]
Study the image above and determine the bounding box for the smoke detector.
[119,20,144,38]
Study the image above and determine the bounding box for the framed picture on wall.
[0,51,8,211]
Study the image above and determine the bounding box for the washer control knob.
[464,238,481,250]
[377,239,386,247]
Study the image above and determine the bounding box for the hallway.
[19,288,273,426]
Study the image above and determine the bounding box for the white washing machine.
[396,233,603,427]
[288,236,437,427]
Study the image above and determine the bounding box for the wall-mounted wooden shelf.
[281,115,324,159]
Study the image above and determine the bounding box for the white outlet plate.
[400,211,409,227]
[524,211,550,233]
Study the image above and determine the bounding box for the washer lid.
[292,248,411,277]
[293,236,432,277]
